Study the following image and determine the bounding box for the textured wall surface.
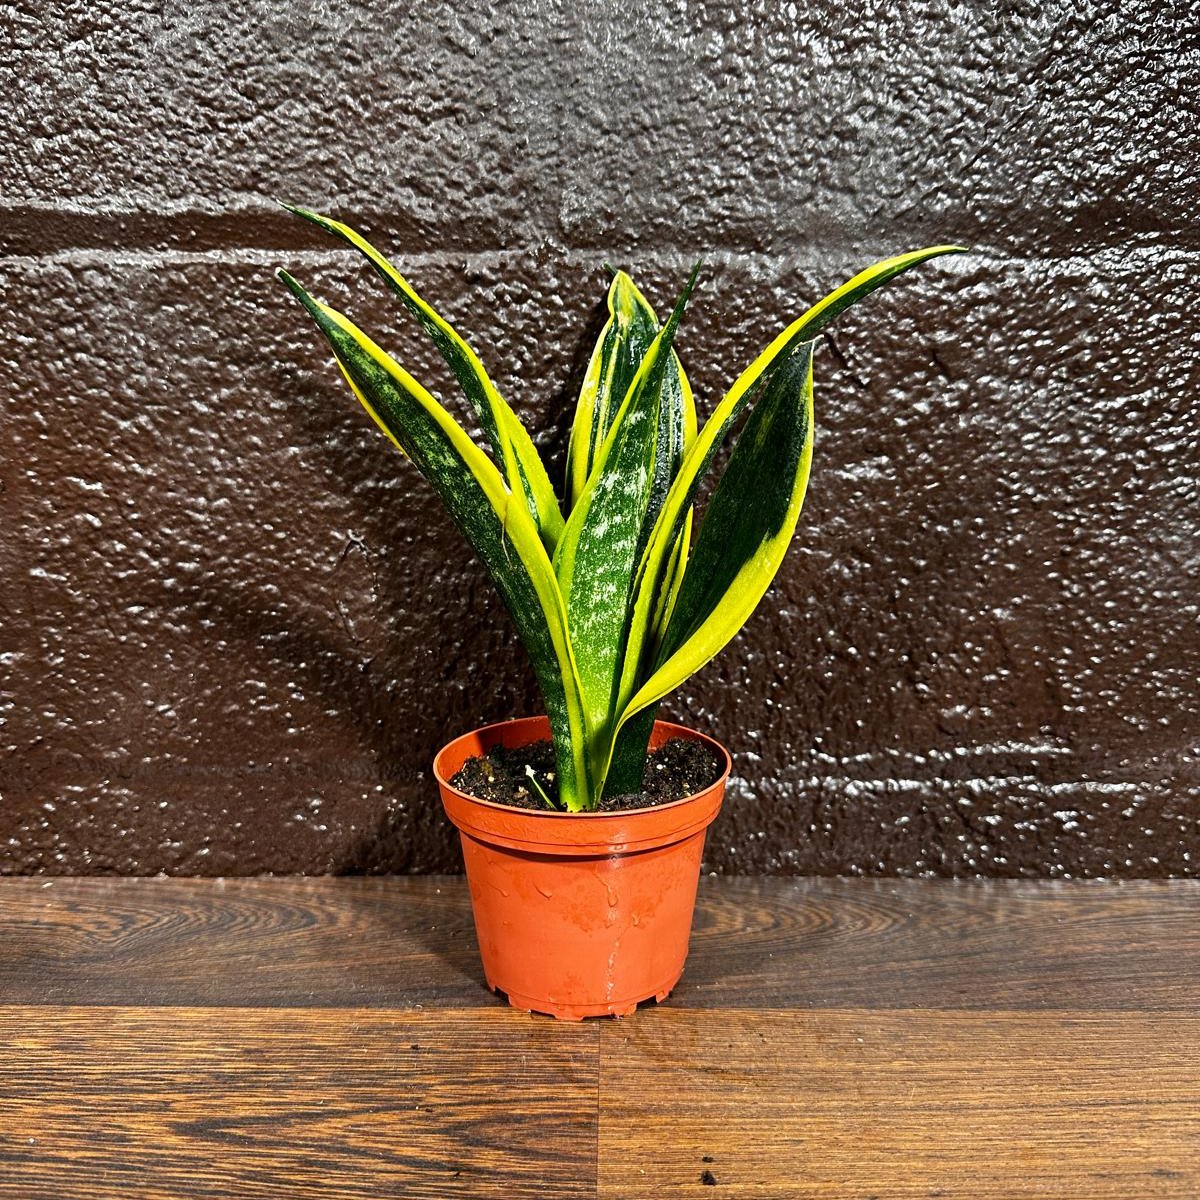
[1,1,1197,876]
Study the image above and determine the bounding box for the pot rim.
[432,714,732,818]
[433,715,731,856]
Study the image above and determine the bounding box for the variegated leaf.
[283,205,565,551]
[553,268,698,772]
[565,272,656,509]
[278,270,592,810]
[566,270,697,514]
[621,340,816,728]
[615,245,966,736]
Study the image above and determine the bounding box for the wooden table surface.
[1,876,1197,1198]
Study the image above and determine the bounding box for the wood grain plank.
[0,877,486,1008]
[0,1006,597,1200]
[675,877,1200,1011]
[599,1009,1200,1199]
[2,877,1198,1011]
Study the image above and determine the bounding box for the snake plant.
[279,206,962,810]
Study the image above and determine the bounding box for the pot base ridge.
[488,978,679,1022]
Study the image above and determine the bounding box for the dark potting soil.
[449,737,723,812]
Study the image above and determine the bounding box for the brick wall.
[2,2,1196,875]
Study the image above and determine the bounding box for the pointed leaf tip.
[276,271,330,326]
[276,268,310,305]
[681,259,702,303]
[660,262,701,341]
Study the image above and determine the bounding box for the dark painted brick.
[1,4,1195,256]
[0,1,1196,875]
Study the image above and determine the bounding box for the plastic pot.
[434,715,731,1020]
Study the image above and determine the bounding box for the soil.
[449,737,723,812]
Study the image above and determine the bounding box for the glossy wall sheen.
[1,2,1197,877]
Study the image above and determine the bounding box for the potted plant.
[279,206,961,1018]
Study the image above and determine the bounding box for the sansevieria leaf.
[566,269,697,514]
[553,268,698,771]
[616,245,966,738]
[282,205,565,551]
[620,340,816,730]
[565,272,656,509]
[278,270,592,809]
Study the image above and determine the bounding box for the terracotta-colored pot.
[434,716,730,1020]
